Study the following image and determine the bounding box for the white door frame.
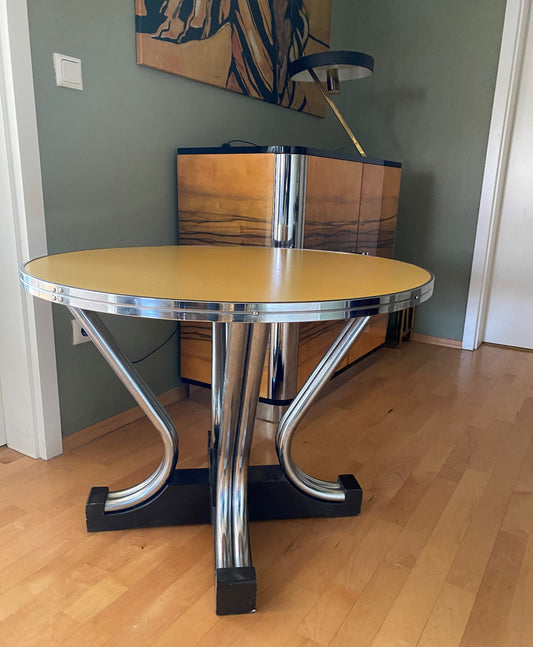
[463,0,532,350]
[0,381,6,446]
[0,0,62,458]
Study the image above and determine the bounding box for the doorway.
[0,0,62,458]
[463,0,532,350]
[483,4,533,349]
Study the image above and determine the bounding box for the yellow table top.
[21,246,433,323]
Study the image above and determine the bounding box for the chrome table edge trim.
[20,269,434,323]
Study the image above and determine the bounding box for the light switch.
[53,53,83,91]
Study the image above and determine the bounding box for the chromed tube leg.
[211,322,228,450]
[276,316,370,502]
[213,322,268,570]
[69,308,179,512]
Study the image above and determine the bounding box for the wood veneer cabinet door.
[347,164,402,364]
[178,153,275,246]
[297,156,363,387]
[303,156,362,251]
[357,164,401,257]
[179,321,211,386]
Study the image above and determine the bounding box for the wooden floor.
[1,341,533,646]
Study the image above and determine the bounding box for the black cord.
[222,139,260,148]
[131,325,179,364]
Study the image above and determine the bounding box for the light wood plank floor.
[1,341,533,646]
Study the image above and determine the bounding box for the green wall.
[27,0,354,436]
[337,0,507,339]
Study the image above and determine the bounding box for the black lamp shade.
[288,50,374,83]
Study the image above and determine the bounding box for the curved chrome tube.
[230,325,269,567]
[276,316,370,501]
[69,308,179,512]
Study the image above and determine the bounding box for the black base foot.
[86,465,362,532]
[86,468,212,532]
[248,466,362,520]
[216,567,257,615]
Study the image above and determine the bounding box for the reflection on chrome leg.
[211,322,228,451]
[213,322,269,571]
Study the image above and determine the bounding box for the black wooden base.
[86,465,362,532]
[216,567,257,615]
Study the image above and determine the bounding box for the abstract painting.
[135,0,332,116]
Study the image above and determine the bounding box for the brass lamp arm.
[308,67,367,158]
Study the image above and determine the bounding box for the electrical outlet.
[71,319,90,345]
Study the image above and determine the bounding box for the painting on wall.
[135,0,332,116]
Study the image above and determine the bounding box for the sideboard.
[176,146,401,419]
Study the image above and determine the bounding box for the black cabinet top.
[176,145,401,168]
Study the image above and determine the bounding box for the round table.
[21,245,433,615]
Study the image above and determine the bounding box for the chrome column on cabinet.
[272,154,307,249]
[69,307,179,512]
[264,321,299,405]
[259,154,308,420]
[276,316,370,501]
